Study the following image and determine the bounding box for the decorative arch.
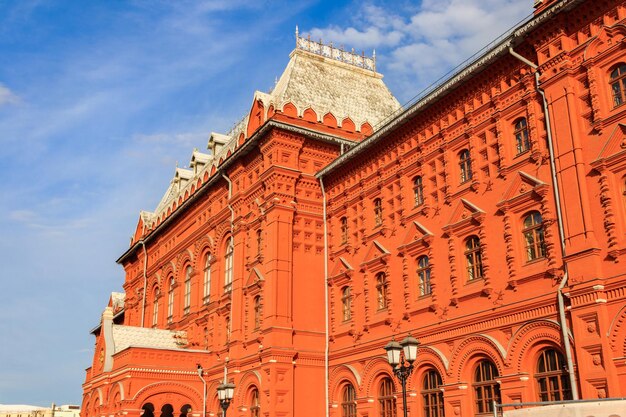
[175,249,194,274]
[341,117,356,132]
[361,122,373,135]
[235,370,262,405]
[583,24,626,61]
[108,381,125,402]
[361,356,399,397]
[302,107,318,122]
[323,112,338,128]
[193,235,215,265]
[507,319,566,369]
[132,381,202,409]
[608,305,626,355]
[93,387,104,406]
[215,222,232,248]
[161,262,176,283]
[450,334,506,380]
[415,346,449,380]
[329,364,362,399]
[282,102,298,117]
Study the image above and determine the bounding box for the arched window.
[374,198,383,227]
[417,255,431,296]
[341,286,351,321]
[179,405,191,417]
[376,273,388,310]
[414,176,424,206]
[250,388,260,417]
[142,404,155,417]
[152,287,160,328]
[422,370,444,417]
[536,349,571,402]
[167,277,175,324]
[257,229,263,257]
[160,404,174,417]
[459,149,472,183]
[465,236,483,281]
[224,237,234,293]
[203,252,211,304]
[523,211,546,261]
[514,118,530,154]
[253,296,262,329]
[473,360,501,414]
[379,377,396,417]
[341,383,357,417]
[183,266,192,315]
[341,217,349,244]
[610,63,626,108]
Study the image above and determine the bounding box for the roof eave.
[316,0,582,179]
[117,120,354,264]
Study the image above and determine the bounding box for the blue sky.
[0,0,531,406]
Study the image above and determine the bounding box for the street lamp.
[217,381,235,417]
[384,334,420,417]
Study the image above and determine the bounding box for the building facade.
[82,1,626,416]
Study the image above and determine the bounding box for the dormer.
[208,132,230,155]
[190,149,213,175]
[533,0,558,15]
[174,167,193,192]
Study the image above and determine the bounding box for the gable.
[446,199,485,227]
[398,221,434,256]
[498,171,547,206]
[245,267,265,287]
[594,123,626,164]
[330,257,354,279]
[360,240,391,270]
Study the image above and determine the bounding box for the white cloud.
[306,0,531,101]
[0,83,20,106]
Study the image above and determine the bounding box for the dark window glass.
[414,176,424,206]
[342,286,352,321]
[523,211,546,261]
[342,384,357,417]
[610,63,626,108]
[465,236,483,281]
[459,150,473,183]
[473,361,501,414]
[422,370,444,417]
[376,273,388,310]
[418,256,431,296]
[514,118,530,154]
[374,198,383,227]
[379,378,397,417]
[536,349,572,402]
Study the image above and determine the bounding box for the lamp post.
[217,381,235,417]
[197,365,206,417]
[384,334,420,417]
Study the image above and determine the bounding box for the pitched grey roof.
[262,49,400,129]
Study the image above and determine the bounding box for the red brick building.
[82,1,626,416]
